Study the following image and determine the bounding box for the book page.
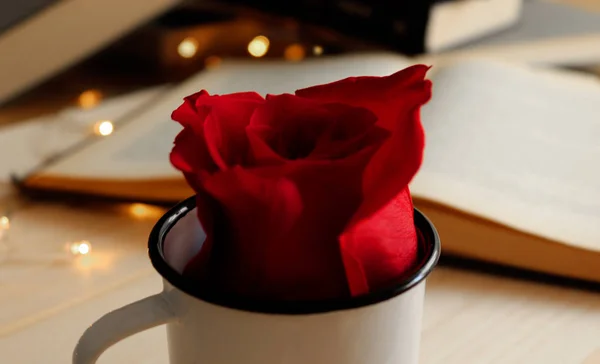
[0,115,66,181]
[410,59,600,251]
[37,53,414,179]
[1,86,166,182]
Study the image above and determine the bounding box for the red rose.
[170,65,432,300]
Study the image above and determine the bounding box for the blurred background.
[0,0,598,124]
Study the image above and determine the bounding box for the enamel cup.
[73,196,440,364]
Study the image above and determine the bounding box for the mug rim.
[148,196,441,315]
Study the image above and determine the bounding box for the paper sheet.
[411,59,600,250]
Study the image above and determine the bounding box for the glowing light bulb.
[78,243,90,255]
[284,43,306,62]
[94,120,114,136]
[70,240,92,256]
[247,35,270,58]
[78,89,102,109]
[313,45,324,56]
[177,37,199,59]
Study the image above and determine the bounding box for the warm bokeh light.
[78,89,102,109]
[127,203,165,220]
[284,44,306,62]
[70,240,92,256]
[94,120,114,136]
[247,35,270,58]
[313,45,324,56]
[78,243,90,255]
[177,37,199,59]
[0,216,9,240]
[0,216,9,230]
[204,55,222,69]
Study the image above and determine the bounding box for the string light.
[204,55,222,69]
[247,35,270,58]
[177,37,199,59]
[78,89,102,109]
[284,43,306,62]
[69,240,92,256]
[94,120,114,136]
[313,45,324,56]
[0,212,93,262]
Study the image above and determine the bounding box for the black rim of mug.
[148,196,441,315]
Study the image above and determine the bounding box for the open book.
[15,52,600,284]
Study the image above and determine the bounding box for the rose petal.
[359,105,426,223]
[309,103,388,160]
[171,90,209,127]
[196,93,264,169]
[247,95,387,163]
[339,187,418,296]
[203,113,229,170]
[190,148,376,300]
[194,91,263,108]
[246,127,287,165]
[197,167,304,298]
[170,127,216,191]
[296,65,432,222]
[295,65,430,131]
[171,91,265,187]
[261,160,364,299]
[248,94,333,160]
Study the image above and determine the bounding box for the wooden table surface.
[0,184,599,364]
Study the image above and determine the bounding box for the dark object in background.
[219,0,434,55]
[0,0,178,106]
[0,0,58,35]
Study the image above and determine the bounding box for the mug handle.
[72,292,177,364]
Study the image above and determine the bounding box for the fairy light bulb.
[313,45,324,56]
[177,37,199,59]
[247,35,270,58]
[78,90,102,109]
[70,240,92,256]
[94,120,114,136]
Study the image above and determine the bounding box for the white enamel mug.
[73,196,440,364]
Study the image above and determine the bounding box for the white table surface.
[2,1,600,361]
[0,185,599,364]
